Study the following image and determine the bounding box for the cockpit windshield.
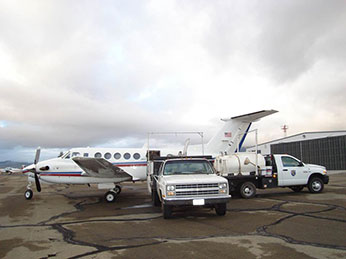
[163,160,215,175]
[61,151,71,159]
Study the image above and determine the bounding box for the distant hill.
[0,161,30,169]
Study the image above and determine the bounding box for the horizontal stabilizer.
[72,157,133,181]
[229,110,278,123]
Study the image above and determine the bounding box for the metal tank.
[214,153,265,176]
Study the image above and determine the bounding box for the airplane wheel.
[114,185,122,194]
[105,191,117,203]
[24,189,33,200]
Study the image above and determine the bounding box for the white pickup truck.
[147,155,231,219]
[215,153,329,198]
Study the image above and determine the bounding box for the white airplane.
[0,167,23,174]
[22,110,277,202]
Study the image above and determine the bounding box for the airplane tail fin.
[206,110,277,155]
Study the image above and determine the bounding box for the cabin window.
[124,153,131,160]
[104,153,111,160]
[72,152,80,157]
[114,153,121,159]
[94,152,102,158]
[133,153,140,160]
[83,153,89,157]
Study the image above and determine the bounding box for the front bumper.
[323,175,329,184]
[163,196,231,206]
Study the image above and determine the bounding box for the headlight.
[323,170,327,174]
[219,183,227,189]
[167,185,175,191]
[219,183,227,194]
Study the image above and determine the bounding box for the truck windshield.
[163,160,214,175]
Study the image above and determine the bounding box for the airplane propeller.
[31,147,42,192]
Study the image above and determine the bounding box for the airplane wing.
[72,157,133,181]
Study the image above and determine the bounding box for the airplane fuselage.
[23,110,278,188]
[25,147,150,185]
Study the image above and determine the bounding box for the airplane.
[0,167,23,174]
[22,110,277,202]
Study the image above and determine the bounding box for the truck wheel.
[308,177,324,193]
[290,186,304,192]
[215,203,227,216]
[152,189,161,207]
[162,204,172,219]
[240,182,256,199]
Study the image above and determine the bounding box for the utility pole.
[281,125,288,137]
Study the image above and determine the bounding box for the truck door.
[278,156,307,186]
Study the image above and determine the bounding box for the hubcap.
[25,191,31,198]
[244,186,252,195]
[312,181,321,191]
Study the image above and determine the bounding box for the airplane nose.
[22,164,35,175]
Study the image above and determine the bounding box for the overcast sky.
[0,0,345,162]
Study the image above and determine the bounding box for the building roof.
[249,130,346,148]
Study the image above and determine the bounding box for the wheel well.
[308,173,324,182]
[228,178,259,191]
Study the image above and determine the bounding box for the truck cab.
[147,156,231,219]
[272,154,328,191]
[216,153,329,198]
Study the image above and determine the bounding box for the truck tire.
[290,186,304,192]
[152,189,161,207]
[240,182,256,199]
[163,204,172,219]
[215,203,227,216]
[308,177,324,193]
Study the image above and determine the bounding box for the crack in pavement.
[2,187,346,258]
[254,197,346,251]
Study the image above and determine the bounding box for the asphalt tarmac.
[1,172,346,259]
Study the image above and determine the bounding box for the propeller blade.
[33,147,42,192]
[34,171,41,192]
[34,147,41,165]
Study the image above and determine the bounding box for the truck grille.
[176,183,218,189]
[175,183,220,197]
[176,190,219,196]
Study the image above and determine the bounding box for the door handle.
[283,169,288,171]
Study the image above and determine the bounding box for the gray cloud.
[255,0,346,82]
[0,0,345,161]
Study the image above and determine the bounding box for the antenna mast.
[281,124,288,137]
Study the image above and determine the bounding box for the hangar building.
[246,131,346,170]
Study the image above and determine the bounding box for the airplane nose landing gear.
[25,189,33,200]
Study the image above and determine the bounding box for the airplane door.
[280,156,306,186]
